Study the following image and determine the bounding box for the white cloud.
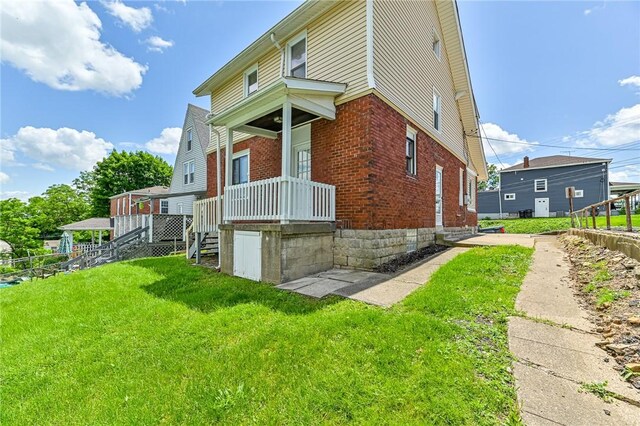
[0,141,17,165]
[0,0,147,97]
[0,172,10,184]
[1,127,114,172]
[480,123,538,156]
[32,163,55,172]
[145,128,182,154]
[145,36,174,53]
[610,166,640,183]
[571,104,640,148]
[102,1,153,33]
[619,75,640,89]
[0,191,31,201]
[584,9,592,16]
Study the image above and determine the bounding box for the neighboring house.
[191,0,487,282]
[478,155,611,218]
[167,104,209,215]
[109,186,170,217]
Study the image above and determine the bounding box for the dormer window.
[244,65,258,97]
[432,29,441,60]
[287,32,307,78]
[186,128,192,152]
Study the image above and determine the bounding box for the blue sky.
[1,0,639,201]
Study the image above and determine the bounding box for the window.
[244,65,258,96]
[433,89,442,131]
[186,128,192,152]
[287,32,307,78]
[406,127,417,175]
[232,151,249,185]
[504,193,516,201]
[467,169,476,211]
[160,199,169,214]
[183,160,195,185]
[459,169,464,206]
[534,179,547,192]
[432,29,441,60]
[574,189,584,198]
[295,148,311,180]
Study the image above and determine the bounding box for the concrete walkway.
[510,236,640,425]
[277,247,468,307]
[451,233,536,248]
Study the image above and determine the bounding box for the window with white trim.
[504,193,516,200]
[186,128,193,152]
[433,89,442,131]
[467,172,476,211]
[574,189,584,198]
[232,151,249,185]
[432,29,441,60]
[160,199,169,214]
[459,169,464,206]
[406,127,417,175]
[534,179,547,192]
[183,160,195,185]
[244,65,258,97]
[287,32,307,78]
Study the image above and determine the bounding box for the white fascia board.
[284,77,347,95]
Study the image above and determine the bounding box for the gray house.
[478,155,611,218]
[167,104,209,214]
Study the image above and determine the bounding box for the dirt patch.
[560,235,640,389]
[374,245,448,274]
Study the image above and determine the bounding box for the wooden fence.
[570,189,639,232]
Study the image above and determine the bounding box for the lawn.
[479,214,640,234]
[1,246,532,425]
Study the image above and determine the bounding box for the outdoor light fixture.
[274,116,283,124]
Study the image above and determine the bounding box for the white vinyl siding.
[168,195,196,215]
[373,0,466,161]
[534,179,547,192]
[406,127,417,175]
[504,193,516,200]
[186,128,193,152]
[169,107,208,194]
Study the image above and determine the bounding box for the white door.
[435,167,443,227]
[233,231,262,281]
[291,124,311,180]
[535,198,549,218]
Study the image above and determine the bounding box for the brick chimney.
[523,156,530,168]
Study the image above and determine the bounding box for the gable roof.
[59,218,112,231]
[187,103,210,153]
[501,155,611,172]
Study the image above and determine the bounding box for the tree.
[0,199,40,258]
[80,150,173,217]
[478,164,500,191]
[28,184,91,238]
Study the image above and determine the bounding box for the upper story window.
[183,160,195,185]
[160,199,169,214]
[287,32,307,78]
[406,127,417,176]
[432,29,441,60]
[186,128,193,152]
[232,151,249,185]
[433,89,442,131]
[534,179,547,192]
[244,65,258,97]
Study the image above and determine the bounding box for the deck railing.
[570,188,639,232]
[192,196,223,233]
[223,176,335,222]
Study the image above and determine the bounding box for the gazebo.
[59,218,112,247]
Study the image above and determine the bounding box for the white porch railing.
[113,214,147,237]
[193,196,223,233]
[223,176,335,222]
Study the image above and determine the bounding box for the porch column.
[280,101,292,223]
[225,127,234,224]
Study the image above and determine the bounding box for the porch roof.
[59,218,112,231]
[207,77,347,138]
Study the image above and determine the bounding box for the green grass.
[596,287,630,306]
[1,246,533,425]
[579,381,614,403]
[479,214,640,234]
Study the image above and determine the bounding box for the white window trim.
[183,159,195,185]
[466,168,477,212]
[243,64,259,97]
[574,189,584,198]
[160,199,169,214]
[406,126,417,176]
[459,168,464,206]
[433,88,442,132]
[432,28,442,61]
[504,193,516,201]
[534,178,547,192]
[186,128,193,152]
[232,149,250,184]
[286,30,307,78]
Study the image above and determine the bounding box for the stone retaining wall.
[568,228,640,262]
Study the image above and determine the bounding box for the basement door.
[233,231,262,281]
[535,198,549,218]
[435,166,443,227]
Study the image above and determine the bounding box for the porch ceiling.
[207,77,347,138]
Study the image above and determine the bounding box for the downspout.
[209,119,222,270]
[270,33,285,77]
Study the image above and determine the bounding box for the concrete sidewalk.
[510,236,640,425]
[451,233,536,248]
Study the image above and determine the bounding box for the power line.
[470,134,640,152]
[479,121,504,168]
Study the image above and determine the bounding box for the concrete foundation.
[568,228,640,262]
[219,223,335,284]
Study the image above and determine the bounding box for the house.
[110,186,170,217]
[191,0,487,283]
[478,155,611,218]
